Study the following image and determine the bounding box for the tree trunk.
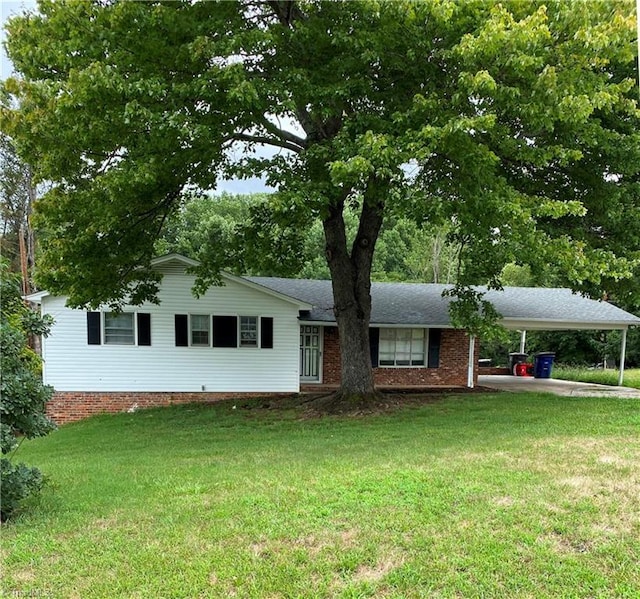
[322,181,385,399]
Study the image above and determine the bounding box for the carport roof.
[248,277,640,330]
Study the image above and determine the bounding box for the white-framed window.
[379,328,425,367]
[239,316,258,347]
[190,314,211,347]
[104,312,135,345]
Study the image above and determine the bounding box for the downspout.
[467,333,476,388]
[618,328,628,386]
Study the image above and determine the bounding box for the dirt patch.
[493,495,516,507]
[542,530,594,555]
[352,554,402,583]
[246,527,362,564]
[228,387,491,418]
[303,388,489,416]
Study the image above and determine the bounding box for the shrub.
[0,263,55,521]
[0,459,45,522]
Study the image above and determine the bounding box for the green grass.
[3,393,640,598]
[553,366,640,389]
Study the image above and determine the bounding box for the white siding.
[41,271,302,392]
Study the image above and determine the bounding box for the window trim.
[377,327,427,368]
[239,315,259,348]
[189,314,211,347]
[103,311,136,346]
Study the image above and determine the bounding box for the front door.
[300,325,321,382]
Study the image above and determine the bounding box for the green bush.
[0,262,55,521]
[0,459,44,522]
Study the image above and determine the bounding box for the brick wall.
[47,391,287,425]
[479,366,511,376]
[322,327,342,385]
[319,326,477,388]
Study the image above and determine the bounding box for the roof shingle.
[247,277,640,330]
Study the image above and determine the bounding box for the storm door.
[300,325,321,382]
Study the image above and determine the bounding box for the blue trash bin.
[534,352,555,378]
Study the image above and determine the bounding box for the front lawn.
[3,393,640,598]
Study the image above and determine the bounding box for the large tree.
[2,0,639,399]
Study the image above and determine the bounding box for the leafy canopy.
[2,0,639,311]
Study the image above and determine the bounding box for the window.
[88,312,150,346]
[379,328,425,366]
[240,316,258,347]
[104,313,135,345]
[175,314,274,348]
[190,314,210,346]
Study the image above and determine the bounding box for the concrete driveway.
[478,375,640,398]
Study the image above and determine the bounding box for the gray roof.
[248,277,640,330]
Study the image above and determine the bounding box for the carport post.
[467,334,475,388]
[618,328,628,386]
[519,330,527,354]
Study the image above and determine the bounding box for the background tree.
[0,261,55,521]
[0,131,38,293]
[157,191,323,281]
[2,0,639,401]
[157,191,264,276]
[158,191,460,283]
[373,219,458,284]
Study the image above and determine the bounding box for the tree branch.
[266,0,305,28]
[352,176,386,268]
[233,132,303,153]
[258,115,307,149]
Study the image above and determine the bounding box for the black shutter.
[260,317,273,349]
[175,314,188,347]
[213,315,237,347]
[137,313,151,346]
[427,328,441,368]
[87,312,101,345]
[369,327,379,367]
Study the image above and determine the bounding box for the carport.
[478,287,640,386]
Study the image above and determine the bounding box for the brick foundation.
[47,391,289,425]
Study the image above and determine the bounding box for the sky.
[0,0,272,195]
[1,0,36,79]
